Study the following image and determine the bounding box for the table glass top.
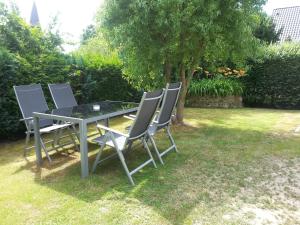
[40,101,138,120]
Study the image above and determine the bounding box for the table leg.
[34,116,42,166]
[79,120,89,178]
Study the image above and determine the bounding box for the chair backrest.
[14,84,53,129]
[156,82,182,126]
[48,83,77,108]
[128,89,163,140]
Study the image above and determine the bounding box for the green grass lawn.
[0,108,299,225]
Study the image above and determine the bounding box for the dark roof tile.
[272,6,300,42]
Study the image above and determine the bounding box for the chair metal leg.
[104,118,109,127]
[117,149,135,185]
[96,119,109,135]
[148,135,164,165]
[40,138,52,163]
[166,126,178,153]
[95,120,102,135]
[72,124,79,141]
[142,138,157,168]
[110,133,135,185]
[57,128,63,145]
[92,143,106,173]
[24,132,31,157]
[127,141,133,151]
[66,127,79,152]
[52,129,59,149]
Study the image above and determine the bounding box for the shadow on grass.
[2,109,299,224]
[27,123,300,225]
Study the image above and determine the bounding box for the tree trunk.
[164,61,172,83]
[175,65,187,124]
[174,41,203,125]
[175,64,196,125]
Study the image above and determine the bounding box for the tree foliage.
[253,12,281,44]
[80,24,97,45]
[0,3,141,139]
[76,30,121,66]
[99,0,265,123]
[0,3,70,138]
[72,25,140,103]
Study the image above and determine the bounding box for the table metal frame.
[33,104,138,178]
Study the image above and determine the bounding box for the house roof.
[272,6,300,42]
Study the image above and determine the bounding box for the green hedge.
[69,55,141,104]
[0,4,140,140]
[0,46,75,139]
[243,43,300,109]
[0,48,25,139]
[0,53,140,140]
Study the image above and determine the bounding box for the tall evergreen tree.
[254,13,282,44]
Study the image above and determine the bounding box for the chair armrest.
[97,124,129,137]
[123,115,135,120]
[152,120,159,125]
[125,110,159,120]
[20,117,33,122]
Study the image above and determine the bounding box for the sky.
[2,0,300,51]
[3,0,105,51]
[263,0,300,14]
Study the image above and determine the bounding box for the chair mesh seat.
[92,133,127,150]
[48,83,77,108]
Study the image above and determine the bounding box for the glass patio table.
[33,100,139,178]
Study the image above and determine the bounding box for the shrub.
[0,52,140,140]
[189,78,244,97]
[243,43,300,109]
[0,48,25,138]
[68,54,141,104]
[69,35,141,104]
[0,4,72,139]
[0,5,140,140]
[0,50,71,139]
[0,51,140,140]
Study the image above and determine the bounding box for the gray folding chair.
[48,83,107,136]
[147,82,182,165]
[14,84,78,162]
[92,89,164,185]
[48,83,78,108]
[48,83,80,139]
